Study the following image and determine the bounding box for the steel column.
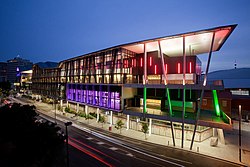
[190,31,215,150]
[143,43,147,115]
[126,115,130,130]
[239,105,242,162]
[182,36,186,148]
[158,40,175,146]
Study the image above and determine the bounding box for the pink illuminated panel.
[189,62,192,73]
[149,57,152,66]
[140,58,143,67]
[177,63,181,74]
[134,59,136,67]
[154,65,157,74]
[165,64,168,74]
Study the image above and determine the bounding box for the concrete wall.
[122,87,137,99]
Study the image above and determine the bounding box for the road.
[11,97,246,167]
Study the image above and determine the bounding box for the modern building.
[32,24,237,149]
[0,62,7,82]
[7,56,33,86]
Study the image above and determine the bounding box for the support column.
[159,40,175,146]
[76,103,79,113]
[126,115,130,130]
[190,31,215,150]
[110,111,113,126]
[217,129,225,145]
[182,36,186,148]
[85,105,88,115]
[96,108,99,122]
[149,118,152,136]
[212,128,217,136]
[143,43,147,115]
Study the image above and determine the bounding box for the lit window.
[202,99,207,106]
[222,100,227,107]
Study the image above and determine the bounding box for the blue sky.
[0,0,250,71]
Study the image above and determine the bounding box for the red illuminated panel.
[134,59,136,67]
[189,62,192,73]
[149,57,152,66]
[154,65,157,74]
[165,64,168,74]
[177,63,181,74]
[140,58,143,67]
[132,59,133,67]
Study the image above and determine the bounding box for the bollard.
[197,147,199,153]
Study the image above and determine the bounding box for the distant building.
[207,68,250,120]
[32,62,59,98]
[0,62,7,82]
[20,69,32,95]
[6,56,33,85]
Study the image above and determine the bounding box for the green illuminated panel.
[212,90,221,117]
[143,87,147,113]
[166,88,172,116]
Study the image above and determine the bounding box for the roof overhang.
[60,24,237,63]
[122,24,237,57]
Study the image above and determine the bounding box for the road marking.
[126,153,133,157]
[76,127,186,167]
[97,141,105,145]
[109,147,118,151]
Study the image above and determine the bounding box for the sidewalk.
[34,100,249,166]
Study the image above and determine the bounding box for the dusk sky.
[1,0,250,72]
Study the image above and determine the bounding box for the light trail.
[69,136,120,163]
[68,140,114,167]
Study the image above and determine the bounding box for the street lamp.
[54,99,57,124]
[65,121,72,167]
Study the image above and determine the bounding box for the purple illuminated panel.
[115,100,120,110]
[67,84,121,111]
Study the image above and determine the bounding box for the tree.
[98,115,106,128]
[0,103,66,166]
[115,120,124,134]
[141,122,149,140]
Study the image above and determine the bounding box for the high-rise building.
[7,56,33,85]
[0,62,7,82]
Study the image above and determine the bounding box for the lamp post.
[65,121,72,167]
[54,99,57,124]
[238,105,242,163]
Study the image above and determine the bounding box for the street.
[11,97,246,167]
